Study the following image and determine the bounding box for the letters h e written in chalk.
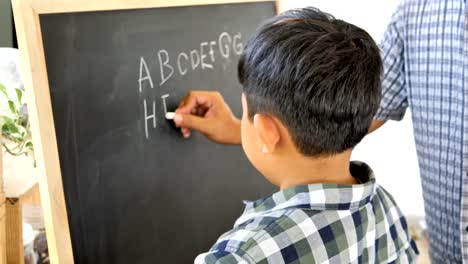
[137,31,243,139]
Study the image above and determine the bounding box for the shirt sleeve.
[194,250,250,264]
[375,2,408,121]
[393,240,419,264]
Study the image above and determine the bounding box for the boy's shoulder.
[195,208,322,264]
[195,184,418,264]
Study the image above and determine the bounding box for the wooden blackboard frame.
[12,0,280,263]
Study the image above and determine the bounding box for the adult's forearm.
[368,120,386,134]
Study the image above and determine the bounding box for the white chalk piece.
[165,112,176,120]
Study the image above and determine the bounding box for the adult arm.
[372,2,409,128]
[369,120,386,134]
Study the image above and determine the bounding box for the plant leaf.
[4,122,19,135]
[16,125,27,137]
[0,83,8,98]
[26,141,33,149]
[2,123,10,134]
[15,88,23,104]
[0,86,36,165]
[8,100,17,114]
[0,116,14,127]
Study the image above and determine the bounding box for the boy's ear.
[253,113,280,154]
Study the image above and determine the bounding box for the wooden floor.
[408,216,430,264]
[415,236,430,263]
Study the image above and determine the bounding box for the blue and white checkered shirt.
[376,0,467,262]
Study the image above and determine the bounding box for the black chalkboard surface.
[39,2,276,263]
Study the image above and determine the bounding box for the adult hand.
[174,91,241,144]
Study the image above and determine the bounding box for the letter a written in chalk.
[139,57,154,93]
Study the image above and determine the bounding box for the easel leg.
[5,198,23,264]
[0,197,6,264]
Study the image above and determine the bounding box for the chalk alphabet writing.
[138,57,154,93]
[137,31,243,139]
[143,99,156,139]
[200,42,213,69]
[218,32,232,58]
[190,49,201,70]
[177,53,189,75]
[161,94,169,114]
[158,50,174,86]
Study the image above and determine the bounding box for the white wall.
[280,0,425,217]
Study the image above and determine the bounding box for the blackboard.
[39,2,276,263]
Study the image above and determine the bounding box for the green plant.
[0,82,35,166]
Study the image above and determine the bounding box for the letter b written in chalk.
[158,49,174,86]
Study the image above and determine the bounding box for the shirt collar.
[234,161,377,227]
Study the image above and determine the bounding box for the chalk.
[165,112,176,120]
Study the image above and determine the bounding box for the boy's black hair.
[238,7,382,156]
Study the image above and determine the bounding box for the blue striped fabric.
[376,0,467,262]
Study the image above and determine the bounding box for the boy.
[174,7,419,263]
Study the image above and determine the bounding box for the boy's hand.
[174,91,241,144]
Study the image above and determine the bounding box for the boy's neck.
[277,150,357,190]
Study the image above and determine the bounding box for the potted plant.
[0,83,34,164]
[0,80,37,199]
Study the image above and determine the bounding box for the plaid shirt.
[195,162,418,263]
[376,0,467,262]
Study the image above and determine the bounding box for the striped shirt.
[375,0,467,262]
[195,162,418,263]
